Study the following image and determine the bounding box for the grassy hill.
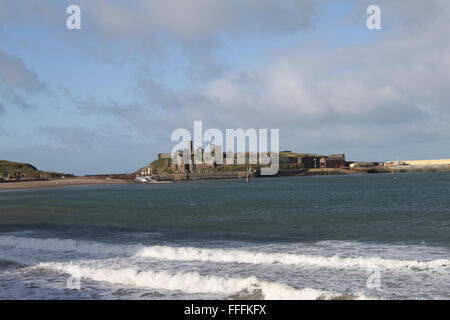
[135,158,169,174]
[0,160,73,182]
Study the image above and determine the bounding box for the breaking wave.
[134,246,449,272]
[1,236,448,272]
[38,261,366,300]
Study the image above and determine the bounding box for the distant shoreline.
[0,177,133,191]
[1,166,449,191]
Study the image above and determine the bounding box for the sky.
[0,0,449,175]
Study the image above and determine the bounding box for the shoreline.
[2,167,449,191]
[152,167,387,181]
[0,177,133,191]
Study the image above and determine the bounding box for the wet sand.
[0,177,133,191]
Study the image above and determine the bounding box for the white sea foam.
[134,246,449,271]
[38,261,351,300]
[1,236,448,272]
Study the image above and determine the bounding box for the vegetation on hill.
[135,159,168,174]
[0,160,73,182]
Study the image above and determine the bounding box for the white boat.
[134,176,154,183]
[134,176,173,184]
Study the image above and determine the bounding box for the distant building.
[329,154,346,159]
[279,156,298,165]
[300,156,319,169]
[158,153,172,160]
[320,154,346,168]
[140,167,152,176]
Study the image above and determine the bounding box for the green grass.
[0,160,70,181]
[135,158,169,174]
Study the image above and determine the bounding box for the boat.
[134,176,154,183]
[134,176,173,184]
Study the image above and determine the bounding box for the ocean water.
[0,172,449,300]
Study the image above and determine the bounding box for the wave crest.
[1,236,448,272]
[39,261,350,300]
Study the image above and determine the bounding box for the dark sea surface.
[0,172,449,299]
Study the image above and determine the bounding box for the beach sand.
[0,177,133,191]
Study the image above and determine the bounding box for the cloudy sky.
[1,0,449,175]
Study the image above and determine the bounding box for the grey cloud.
[0,86,33,109]
[5,0,441,42]
[0,1,63,28]
[71,93,183,139]
[83,0,318,40]
[39,126,103,150]
[137,77,213,112]
[67,78,218,139]
[0,49,47,110]
[0,50,46,93]
[0,0,318,68]
[35,125,163,174]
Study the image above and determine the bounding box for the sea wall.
[146,165,450,182]
[153,172,251,181]
[152,168,381,181]
[386,164,450,173]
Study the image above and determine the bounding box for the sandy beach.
[0,177,133,191]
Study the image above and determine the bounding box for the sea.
[0,172,449,300]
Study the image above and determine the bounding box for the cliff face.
[0,160,72,182]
